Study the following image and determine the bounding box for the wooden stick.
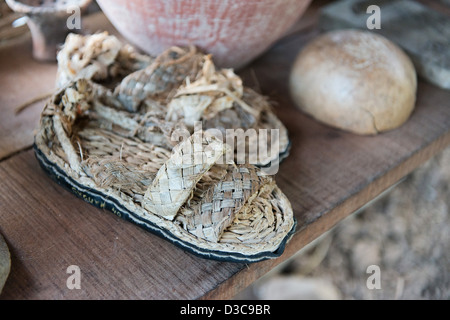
[15,92,52,115]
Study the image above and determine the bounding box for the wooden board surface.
[0,41,56,160]
[0,3,449,300]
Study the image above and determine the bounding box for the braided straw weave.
[116,46,204,113]
[179,164,275,243]
[144,131,227,220]
[34,33,296,262]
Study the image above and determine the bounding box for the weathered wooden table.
[0,2,449,300]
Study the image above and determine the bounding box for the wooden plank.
[0,40,56,160]
[0,4,449,300]
[0,150,243,300]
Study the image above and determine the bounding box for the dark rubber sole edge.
[34,144,297,264]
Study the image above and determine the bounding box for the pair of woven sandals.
[34,32,295,263]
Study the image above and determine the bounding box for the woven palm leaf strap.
[115,46,203,112]
[143,131,227,220]
[180,164,275,243]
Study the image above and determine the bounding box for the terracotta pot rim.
[96,0,312,69]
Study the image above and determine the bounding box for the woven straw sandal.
[34,33,295,263]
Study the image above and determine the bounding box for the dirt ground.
[236,146,450,300]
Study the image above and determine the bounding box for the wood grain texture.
[0,150,244,299]
[0,4,449,300]
[0,41,56,160]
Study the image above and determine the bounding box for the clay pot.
[97,0,312,69]
[5,0,92,61]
